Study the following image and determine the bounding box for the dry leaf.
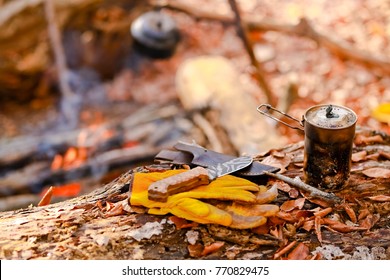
[287,242,309,260]
[201,241,225,256]
[302,219,314,231]
[362,167,390,178]
[351,150,367,162]
[368,195,390,202]
[38,186,53,207]
[314,216,322,243]
[360,214,380,230]
[358,208,370,221]
[280,198,305,212]
[276,211,298,223]
[273,241,297,259]
[261,154,291,173]
[313,207,333,218]
[252,224,270,235]
[322,218,365,233]
[169,216,198,229]
[188,244,204,258]
[355,134,384,146]
[342,204,357,223]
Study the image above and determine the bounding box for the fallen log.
[0,128,389,260]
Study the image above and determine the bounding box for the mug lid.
[305,104,357,129]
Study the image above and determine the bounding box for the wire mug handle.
[257,104,304,131]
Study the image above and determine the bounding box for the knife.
[148,156,253,202]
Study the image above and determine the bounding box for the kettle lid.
[305,104,357,129]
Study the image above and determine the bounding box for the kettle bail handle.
[257,104,304,131]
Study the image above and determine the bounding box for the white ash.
[185,230,199,245]
[313,245,388,260]
[128,221,164,242]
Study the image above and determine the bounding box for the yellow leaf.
[372,103,390,124]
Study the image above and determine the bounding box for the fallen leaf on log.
[313,207,333,218]
[261,153,291,173]
[38,186,53,206]
[368,195,390,202]
[201,241,225,256]
[359,214,380,230]
[188,244,204,258]
[358,208,371,221]
[287,242,309,260]
[342,204,357,223]
[280,198,305,212]
[169,216,199,229]
[355,134,384,146]
[352,150,368,162]
[251,224,270,235]
[273,240,297,259]
[314,216,322,243]
[362,167,390,178]
[274,181,299,198]
[302,219,314,231]
[322,218,366,233]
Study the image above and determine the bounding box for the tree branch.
[159,1,390,75]
[227,0,276,106]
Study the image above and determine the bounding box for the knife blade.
[148,156,253,202]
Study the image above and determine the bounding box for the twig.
[264,171,342,204]
[227,0,276,107]
[44,0,81,125]
[192,112,223,153]
[44,0,72,99]
[159,1,390,75]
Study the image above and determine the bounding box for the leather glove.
[130,170,279,229]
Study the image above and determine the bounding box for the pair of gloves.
[130,169,279,229]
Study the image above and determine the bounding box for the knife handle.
[148,167,210,202]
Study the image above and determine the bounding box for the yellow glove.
[130,170,279,229]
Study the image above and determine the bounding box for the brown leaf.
[38,186,53,207]
[379,151,390,160]
[362,167,390,178]
[252,224,270,235]
[314,216,322,243]
[276,211,298,223]
[342,204,357,223]
[354,134,384,146]
[313,207,333,218]
[360,214,380,230]
[351,150,367,162]
[280,198,305,212]
[302,219,314,231]
[273,241,297,259]
[104,202,125,217]
[287,242,309,260]
[358,208,370,221]
[274,181,299,198]
[188,244,204,258]
[322,218,366,233]
[201,241,225,256]
[261,154,291,173]
[369,195,390,202]
[294,209,312,219]
[169,216,199,229]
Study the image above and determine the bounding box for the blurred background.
[0,0,389,211]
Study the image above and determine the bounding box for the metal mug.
[257,104,358,190]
